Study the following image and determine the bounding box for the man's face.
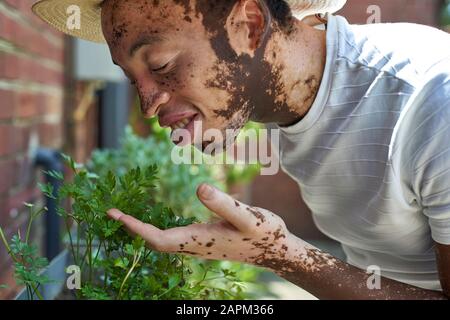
[101,0,266,150]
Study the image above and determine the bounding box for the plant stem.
[93,240,103,264]
[65,218,77,266]
[202,276,228,282]
[88,235,93,283]
[25,208,34,245]
[0,227,12,255]
[32,284,44,300]
[76,223,80,267]
[194,266,217,288]
[25,283,44,300]
[25,208,46,245]
[118,250,142,300]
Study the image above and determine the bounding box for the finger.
[196,184,257,232]
[162,223,212,254]
[107,209,165,250]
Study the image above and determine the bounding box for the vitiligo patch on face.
[102,0,319,152]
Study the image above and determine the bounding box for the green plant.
[0,203,50,300]
[90,122,263,220]
[56,156,262,300]
[89,126,223,222]
[0,125,267,300]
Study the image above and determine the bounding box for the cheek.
[160,73,184,93]
[174,60,231,111]
[157,57,197,93]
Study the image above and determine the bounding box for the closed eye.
[152,62,170,73]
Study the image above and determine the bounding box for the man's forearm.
[260,234,447,300]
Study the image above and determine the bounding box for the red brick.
[15,92,39,118]
[6,187,41,219]
[3,0,22,10]
[0,13,64,64]
[0,125,15,157]
[41,94,63,115]
[3,0,64,40]
[0,196,8,226]
[0,53,4,78]
[0,90,15,120]
[14,155,33,190]
[0,159,16,195]
[38,122,63,148]
[14,125,33,154]
[0,54,20,80]
[0,125,34,156]
[0,52,64,86]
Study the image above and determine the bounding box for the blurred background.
[0,0,449,299]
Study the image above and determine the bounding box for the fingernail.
[107,209,122,221]
[199,183,215,200]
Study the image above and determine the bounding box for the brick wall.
[0,0,65,299]
[250,0,445,240]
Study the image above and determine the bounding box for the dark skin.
[102,0,450,299]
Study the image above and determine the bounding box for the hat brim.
[32,0,106,43]
[33,0,347,44]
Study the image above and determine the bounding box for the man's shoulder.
[389,62,450,179]
[336,16,450,87]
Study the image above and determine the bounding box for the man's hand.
[107,183,300,265]
[107,183,449,300]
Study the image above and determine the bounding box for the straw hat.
[32,0,347,43]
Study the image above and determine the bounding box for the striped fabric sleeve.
[409,73,450,245]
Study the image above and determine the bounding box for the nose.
[137,84,171,119]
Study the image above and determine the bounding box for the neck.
[255,21,327,126]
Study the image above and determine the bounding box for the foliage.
[89,121,263,219]
[57,156,263,300]
[0,124,266,300]
[89,126,222,222]
[149,117,263,186]
[0,204,50,300]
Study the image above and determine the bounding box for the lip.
[158,111,199,128]
[171,113,201,147]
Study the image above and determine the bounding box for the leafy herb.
[0,204,50,300]
[58,156,259,300]
[1,126,267,300]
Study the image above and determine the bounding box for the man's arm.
[436,243,450,297]
[107,184,449,300]
[268,234,448,300]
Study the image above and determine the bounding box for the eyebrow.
[129,34,165,57]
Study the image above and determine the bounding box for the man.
[33,0,450,299]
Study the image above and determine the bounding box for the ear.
[226,0,267,58]
[301,14,327,27]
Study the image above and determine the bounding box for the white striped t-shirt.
[277,15,450,291]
